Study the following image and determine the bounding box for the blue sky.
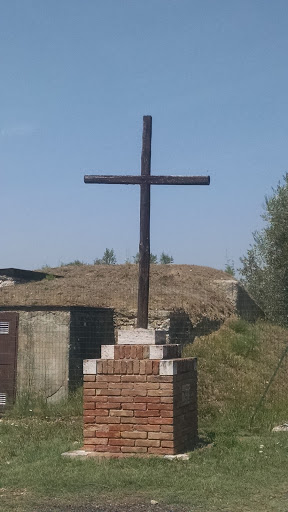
[1,1,288,271]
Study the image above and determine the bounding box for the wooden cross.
[84,116,210,329]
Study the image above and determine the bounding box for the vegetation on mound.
[2,319,288,511]
[185,317,288,433]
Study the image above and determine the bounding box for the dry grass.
[1,319,288,511]
[0,264,234,325]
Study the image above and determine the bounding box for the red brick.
[95,416,120,424]
[122,375,147,383]
[147,403,172,410]
[160,410,174,418]
[107,360,114,374]
[148,432,173,440]
[121,389,147,397]
[95,401,119,409]
[92,445,121,453]
[135,397,160,403]
[113,360,122,374]
[122,403,147,411]
[121,446,147,453]
[109,382,132,389]
[84,389,96,396]
[94,409,109,416]
[142,383,159,390]
[109,396,134,403]
[148,390,171,397]
[123,383,136,389]
[139,360,146,375]
[148,417,173,425]
[160,425,174,432]
[135,439,160,448]
[121,431,147,439]
[129,345,136,359]
[135,346,141,359]
[110,409,134,417]
[84,375,96,382]
[148,447,175,455]
[109,423,133,431]
[97,361,103,374]
[152,361,159,375]
[147,376,173,383]
[86,437,108,445]
[133,360,140,374]
[84,410,96,418]
[84,382,98,389]
[133,385,150,393]
[83,445,96,452]
[145,361,153,375]
[96,430,120,438]
[161,441,174,448]
[84,430,96,438]
[99,389,121,396]
[160,383,173,390]
[97,375,121,383]
[84,402,95,410]
[136,424,161,432]
[102,360,108,374]
[83,415,96,424]
[127,360,134,374]
[120,416,148,424]
[124,346,131,359]
[135,410,160,417]
[114,346,125,359]
[160,397,173,403]
[109,439,135,446]
[92,395,108,402]
[121,360,127,374]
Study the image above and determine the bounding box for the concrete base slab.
[163,453,189,460]
[272,423,288,432]
[61,449,190,460]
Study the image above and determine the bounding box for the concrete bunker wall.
[17,310,70,403]
[1,306,115,404]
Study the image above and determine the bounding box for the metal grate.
[0,322,9,334]
[0,393,6,406]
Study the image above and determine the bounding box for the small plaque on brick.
[181,383,191,406]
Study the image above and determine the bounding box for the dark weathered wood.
[84,175,210,185]
[137,116,152,329]
[84,115,210,330]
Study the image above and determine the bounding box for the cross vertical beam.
[84,115,210,330]
[138,116,152,328]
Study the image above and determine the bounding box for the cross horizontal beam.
[84,175,210,185]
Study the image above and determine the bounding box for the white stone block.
[159,360,178,376]
[149,345,165,359]
[101,345,115,359]
[117,328,166,345]
[83,359,97,375]
[149,345,181,359]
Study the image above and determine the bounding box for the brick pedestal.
[83,329,197,457]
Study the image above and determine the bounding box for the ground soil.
[37,501,190,512]
[0,264,234,327]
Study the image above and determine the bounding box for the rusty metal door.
[0,312,18,412]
